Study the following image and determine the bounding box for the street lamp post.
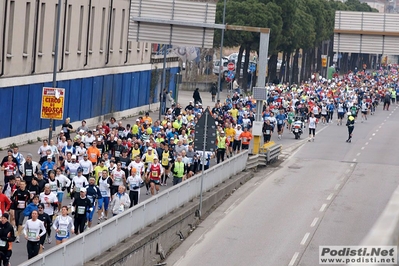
[49,0,62,141]
[216,0,227,102]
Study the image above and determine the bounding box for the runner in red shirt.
[0,186,11,215]
[146,158,164,196]
[1,155,17,184]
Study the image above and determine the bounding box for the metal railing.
[20,151,248,266]
[246,144,282,170]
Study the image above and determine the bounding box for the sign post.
[41,87,65,120]
[48,0,63,141]
[194,108,216,218]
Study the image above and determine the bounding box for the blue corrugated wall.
[0,67,179,139]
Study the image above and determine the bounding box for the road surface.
[165,105,399,266]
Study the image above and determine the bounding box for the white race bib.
[77,206,85,214]
[25,169,33,176]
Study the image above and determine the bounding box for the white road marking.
[289,252,299,266]
[310,217,319,227]
[361,147,365,150]
[356,153,361,156]
[384,120,386,122]
[365,142,368,145]
[376,129,379,132]
[379,126,382,129]
[372,133,376,136]
[327,193,334,201]
[369,137,372,140]
[300,233,310,245]
[382,123,384,125]
[320,204,327,212]
[350,163,355,167]
[353,158,357,162]
[334,184,340,190]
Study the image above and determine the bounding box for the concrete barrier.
[349,184,399,266]
[85,170,254,266]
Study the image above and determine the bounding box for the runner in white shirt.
[126,168,143,207]
[39,184,58,243]
[75,142,87,161]
[308,113,317,142]
[79,155,93,179]
[52,206,74,244]
[128,156,145,177]
[23,210,46,259]
[97,170,112,222]
[55,168,71,212]
[71,168,89,200]
[111,163,126,197]
[233,125,243,154]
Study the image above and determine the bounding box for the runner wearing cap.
[40,155,55,179]
[71,168,88,200]
[79,154,93,179]
[71,187,92,235]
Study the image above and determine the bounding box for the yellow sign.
[321,55,327,67]
[41,87,65,120]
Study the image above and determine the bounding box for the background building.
[0,0,179,142]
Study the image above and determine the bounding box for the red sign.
[227,62,235,71]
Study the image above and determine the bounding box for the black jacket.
[0,221,15,250]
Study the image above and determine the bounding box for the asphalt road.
[164,104,399,266]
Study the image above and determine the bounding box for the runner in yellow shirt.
[224,123,236,158]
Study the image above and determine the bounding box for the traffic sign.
[227,62,235,71]
[194,109,217,152]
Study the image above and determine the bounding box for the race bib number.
[115,177,121,183]
[151,171,158,177]
[77,206,85,214]
[83,167,88,172]
[118,205,124,213]
[162,157,168,165]
[51,184,58,191]
[0,240,6,247]
[115,151,120,157]
[242,138,247,142]
[278,120,283,125]
[101,190,107,197]
[17,200,25,209]
[75,187,81,192]
[25,169,33,176]
[265,130,271,134]
[57,230,67,237]
[28,231,37,238]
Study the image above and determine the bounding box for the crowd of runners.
[0,65,398,264]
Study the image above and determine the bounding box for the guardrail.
[247,143,282,170]
[20,151,248,266]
